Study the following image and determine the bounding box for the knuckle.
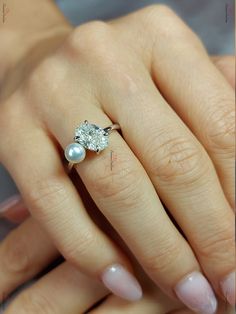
[206,99,235,152]
[138,4,174,35]
[140,4,196,41]
[65,21,111,58]
[27,177,70,221]
[2,229,31,275]
[11,290,56,314]
[148,131,208,185]
[145,239,183,275]
[136,4,204,56]
[140,4,174,18]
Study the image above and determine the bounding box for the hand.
[0,204,232,314]
[1,54,234,224]
[0,5,234,313]
[0,203,179,314]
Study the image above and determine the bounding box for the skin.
[0,204,233,314]
[0,0,235,311]
[2,55,234,222]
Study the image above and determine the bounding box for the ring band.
[65,120,120,171]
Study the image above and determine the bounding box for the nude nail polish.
[221,272,235,306]
[101,264,143,301]
[0,195,22,214]
[175,271,217,314]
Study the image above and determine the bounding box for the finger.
[144,7,235,208]
[211,56,235,89]
[110,5,235,304]
[169,300,236,314]
[5,262,109,314]
[143,10,236,303]
[102,65,229,312]
[0,100,135,300]
[89,288,181,314]
[0,217,58,300]
[0,195,29,223]
[89,295,168,314]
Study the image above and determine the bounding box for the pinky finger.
[5,262,109,314]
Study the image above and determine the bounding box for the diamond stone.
[75,121,109,152]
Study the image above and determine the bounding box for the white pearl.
[65,143,86,164]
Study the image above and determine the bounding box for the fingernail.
[0,195,22,214]
[101,264,143,301]
[175,272,217,314]
[221,272,235,306]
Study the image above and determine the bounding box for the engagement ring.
[65,120,120,171]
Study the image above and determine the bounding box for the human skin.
[0,199,233,314]
[0,1,235,313]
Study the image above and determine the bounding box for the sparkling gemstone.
[75,121,109,152]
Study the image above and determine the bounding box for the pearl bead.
[65,143,86,164]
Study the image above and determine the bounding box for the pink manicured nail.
[175,272,217,314]
[221,272,235,306]
[0,195,22,214]
[101,264,143,301]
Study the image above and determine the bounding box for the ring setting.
[65,120,120,168]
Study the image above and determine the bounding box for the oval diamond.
[75,121,109,152]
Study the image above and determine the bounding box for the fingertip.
[0,195,28,223]
[0,195,22,214]
[101,264,143,302]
